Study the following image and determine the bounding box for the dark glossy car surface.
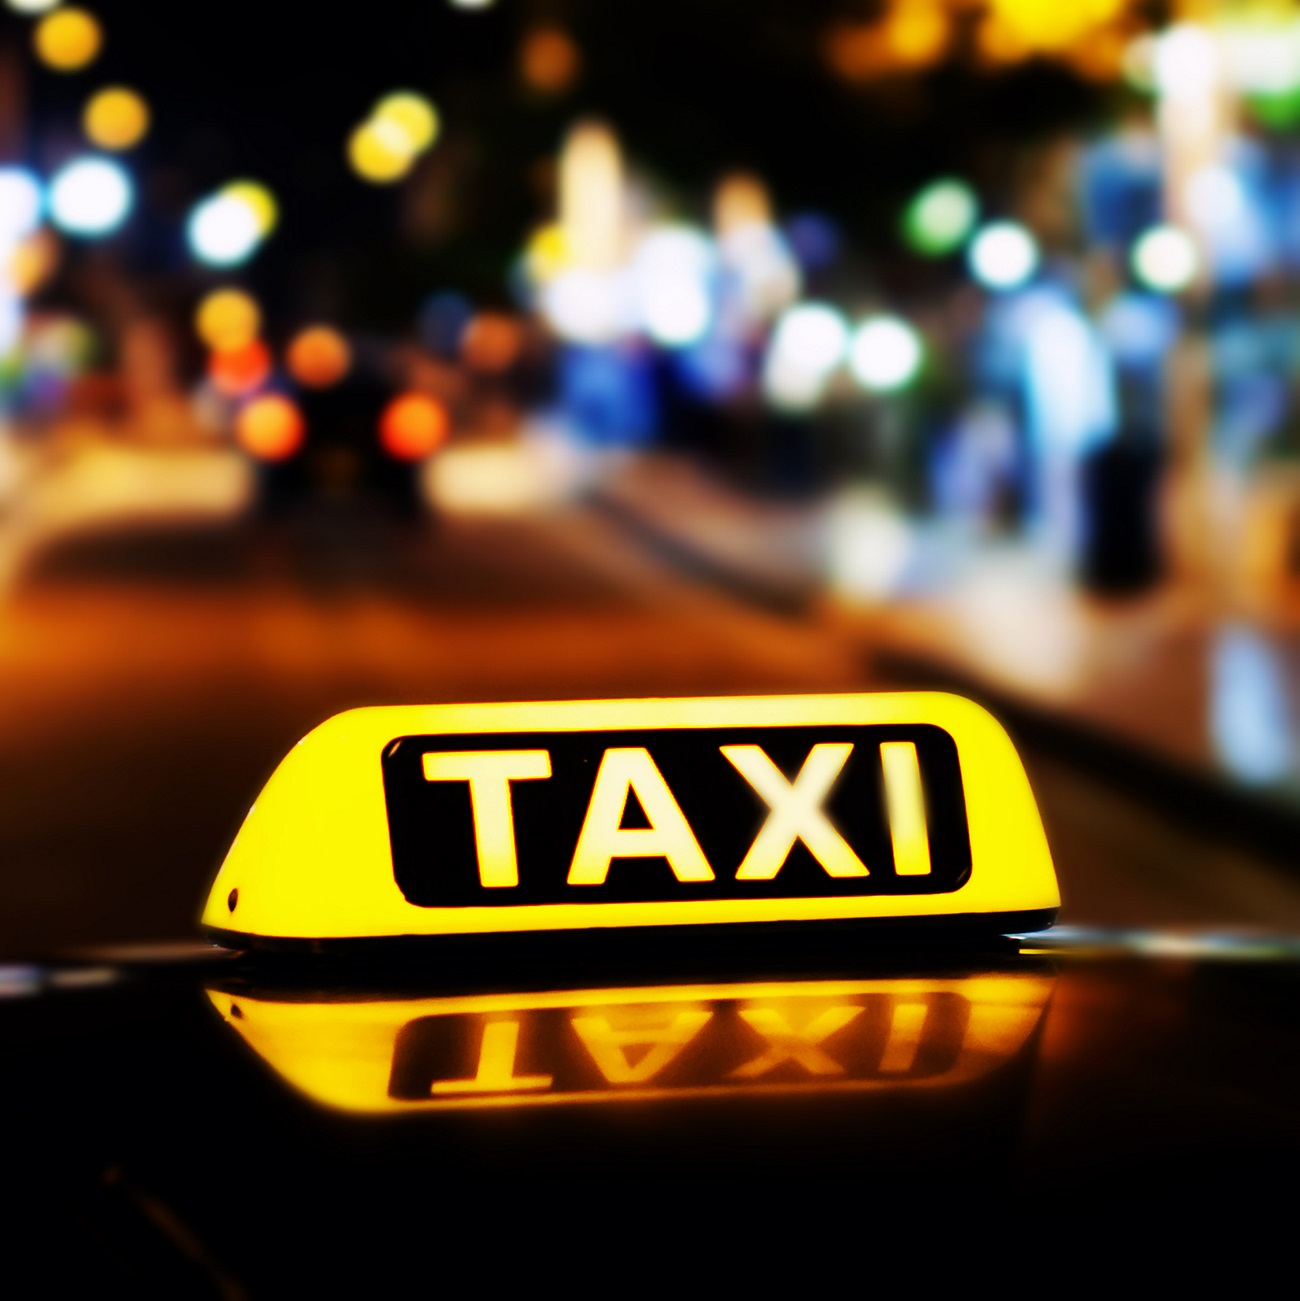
[5,925,1299,1288]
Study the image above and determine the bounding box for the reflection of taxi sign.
[201,693,1058,946]
[207,973,1054,1113]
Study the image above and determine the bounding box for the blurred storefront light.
[902,178,978,257]
[33,7,102,72]
[559,121,624,272]
[287,326,351,388]
[195,288,261,352]
[83,87,150,151]
[849,315,922,393]
[379,393,450,460]
[968,221,1038,291]
[1154,24,1219,100]
[187,192,262,267]
[1211,626,1292,787]
[1131,224,1198,294]
[0,168,43,243]
[48,156,132,237]
[236,394,305,462]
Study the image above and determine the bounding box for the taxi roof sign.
[200,692,1058,947]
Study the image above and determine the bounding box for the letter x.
[729,1005,862,1078]
[721,743,868,879]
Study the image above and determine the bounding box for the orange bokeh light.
[235,394,305,461]
[460,312,524,374]
[520,27,580,94]
[379,393,450,460]
[209,339,271,398]
[287,326,351,388]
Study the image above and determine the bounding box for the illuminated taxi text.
[382,723,971,906]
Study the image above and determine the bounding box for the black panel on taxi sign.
[383,724,971,907]
[199,694,1059,944]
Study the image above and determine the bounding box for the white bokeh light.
[1132,225,1198,293]
[849,315,923,393]
[49,157,133,237]
[632,226,715,347]
[187,193,261,267]
[968,222,1038,291]
[762,303,850,412]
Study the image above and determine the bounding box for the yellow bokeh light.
[4,229,59,296]
[371,92,439,157]
[83,86,150,151]
[33,8,103,72]
[525,223,569,284]
[195,288,261,352]
[347,121,413,184]
[220,180,278,238]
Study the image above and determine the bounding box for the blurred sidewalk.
[595,452,1300,857]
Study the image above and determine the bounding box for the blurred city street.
[2,456,1300,957]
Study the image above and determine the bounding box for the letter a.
[568,748,714,884]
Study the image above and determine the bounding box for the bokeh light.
[347,120,413,184]
[195,288,261,352]
[0,168,43,242]
[187,192,261,267]
[6,0,61,12]
[520,28,580,94]
[762,303,850,412]
[208,339,272,398]
[236,394,305,462]
[379,393,450,460]
[5,229,59,295]
[286,326,351,388]
[220,181,278,238]
[849,315,924,392]
[461,313,524,373]
[33,8,102,72]
[968,221,1039,291]
[83,87,150,151]
[632,226,715,347]
[372,93,439,156]
[772,303,850,374]
[48,156,132,237]
[902,178,978,257]
[1132,225,1199,294]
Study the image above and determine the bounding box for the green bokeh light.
[902,178,978,257]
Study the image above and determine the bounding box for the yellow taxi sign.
[207,972,1054,1114]
[200,693,1058,946]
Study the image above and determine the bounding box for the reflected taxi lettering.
[383,723,970,906]
[208,974,1054,1113]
